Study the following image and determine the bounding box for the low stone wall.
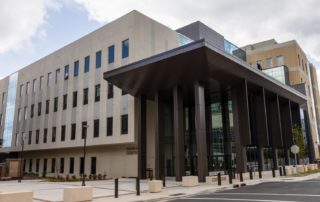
[63,186,93,202]
[182,176,198,187]
[0,191,33,202]
[148,180,162,193]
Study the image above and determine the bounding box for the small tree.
[292,124,306,158]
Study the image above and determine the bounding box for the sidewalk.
[0,172,319,202]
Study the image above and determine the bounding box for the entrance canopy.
[104,39,306,104]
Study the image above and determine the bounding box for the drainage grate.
[170,193,186,196]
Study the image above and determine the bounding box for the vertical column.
[221,88,232,173]
[194,82,208,182]
[232,80,251,173]
[155,92,165,180]
[173,86,185,181]
[137,95,147,179]
[279,99,293,165]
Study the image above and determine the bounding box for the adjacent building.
[243,39,320,160]
[0,11,309,182]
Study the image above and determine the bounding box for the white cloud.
[72,0,320,65]
[0,0,60,54]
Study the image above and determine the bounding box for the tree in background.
[292,124,306,159]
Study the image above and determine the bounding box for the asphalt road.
[173,177,320,202]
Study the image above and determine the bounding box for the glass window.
[82,121,87,139]
[51,158,56,173]
[95,84,100,102]
[276,55,284,66]
[45,100,50,114]
[73,91,77,107]
[121,114,128,135]
[44,128,47,143]
[55,69,60,84]
[60,158,64,173]
[94,119,99,138]
[108,83,113,99]
[63,94,67,110]
[20,84,24,97]
[69,157,74,174]
[266,57,273,68]
[33,79,37,93]
[26,82,30,95]
[54,97,58,112]
[29,159,33,172]
[122,39,129,58]
[71,123,76,140]
[96,50,102,68]
[108,45,115,64]
[24,106,27,120]
[107,117,113,136]
[47,72,52,87]
[83,88,88,105]
[74,60,79,77]
[61,125,66,141]
[28,131,32,145]
[43,158,47,173]
[84,56,90,73]
[36,159,40,173]
[36,130,39,144]
[64,65,69,80]
[80,157,84,174]
[31,104,34,118]
[40,76,44,90]
[91,157,96,174]
[52,127,56,142]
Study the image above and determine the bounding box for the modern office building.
[243,39,320,160]
[0,11,308,182]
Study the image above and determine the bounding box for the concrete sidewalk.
[0,172,319,202]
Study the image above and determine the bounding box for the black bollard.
[136,177,140,196]
[229,172,232,184]
[249,169,253,180]
[258,169,262,179]
[115,178,119,198]
[217,173,221,186]
[240,172,243,182]
[272,168,276,178]
[283,166,287,176]
[279,167,283,176]
[162,175,166,187]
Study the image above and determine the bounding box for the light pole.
[18,133,26,183]
[82,124,89,186]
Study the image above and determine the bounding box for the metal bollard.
[115,178,119,198]
[162,175,166,187]
[283,166,287,176]
[228,172,232,184]
[136,177,140,196]
[279,167,283,176]
[240,172,243,182]
[258,169,262,179]
[217,173,221,186]
[249,169,253,180]
[272,168,276,178]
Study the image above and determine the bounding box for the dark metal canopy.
[104,39,306,104]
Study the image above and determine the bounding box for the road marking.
[213,193,320,197]
[181,197,299,202]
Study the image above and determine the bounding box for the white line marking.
[213,193,320,197]
[181,197,299,202]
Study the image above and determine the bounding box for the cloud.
[0,0,60,54]
[72,0,320,65]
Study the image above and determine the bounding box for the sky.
[1,0,320,83]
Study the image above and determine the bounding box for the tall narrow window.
[40,76,44,89]
[29,159,33,172]
[80,157,84,174]
[64,65,69,80]
[107,83,113,99]
[54,97,58,112]
[94,119,99,138]
[121,114,128,134]
[84,56,90,73]
[44,128,48,143]
[52,127,56,142]
[55,69,60,84]
[91,157,96,174]
[43,158,47,173]
[30,104,34,118]
[45,100,50,114]
[82,121,87,139]
[83,88,88,105]
[51,158,56,173]
[108,45,115,64]
[107,117,113,136]
[266,57,272,68]
[60,158,64,173]
[96,50,102,68]
[20,85,24,97]
[36,130,39,144]
[36,159,40,173]
[33,79,37,93]
[95,84,100,102]
[276,55,284,66]
[63,94,67,110]
[47,72,52,87]
[26,82,30,95]
[24,106,28,120]
[74,60,79,77]
[69,157,74,174]
[38,102,42,116]
[73,91,77,107]
[61,125,66,141]
[122,39,129,58]
[71,123,76,140]
[28,131,32,145]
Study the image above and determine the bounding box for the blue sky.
[1,0,320,81]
